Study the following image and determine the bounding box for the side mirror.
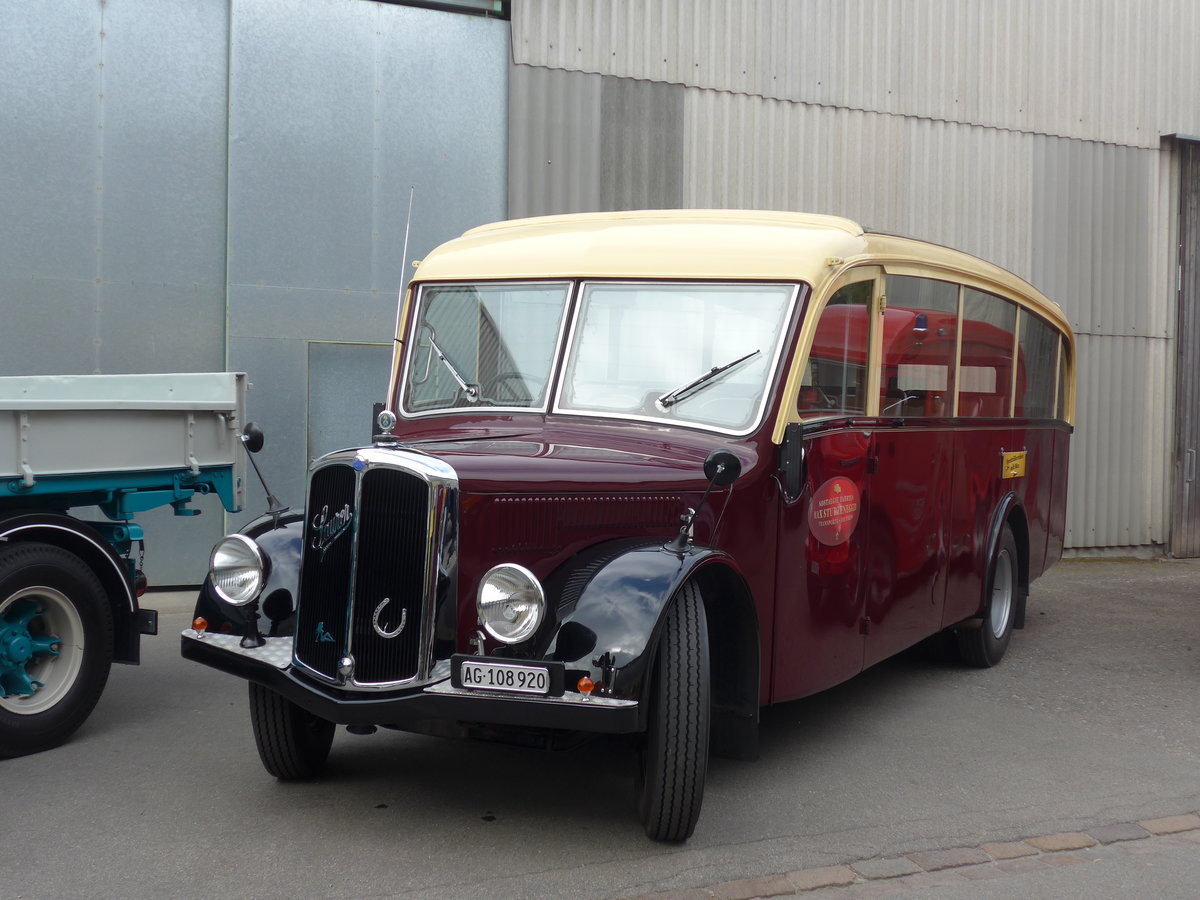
[665,448,743,553]
[779,422,805,501]
[703,448,742,486]
[242,422,265,454]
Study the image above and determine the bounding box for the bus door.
[862,275,960,666]
[773,269,879,701]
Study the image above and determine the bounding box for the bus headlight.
[477,564,544,644]
[209,535,267,606]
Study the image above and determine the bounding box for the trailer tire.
[635,580,710,842]
[249,681,335,779]
[0,542,113,758]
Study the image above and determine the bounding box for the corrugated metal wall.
[512,0,1200,148]
[226,0,508,531]
[507,0,1192,553]
[1172,142,1200,556]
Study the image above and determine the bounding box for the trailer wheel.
[0,542,113,758]
[956,525,1018,668]
[635,580,710,842]
[249,681,335,779]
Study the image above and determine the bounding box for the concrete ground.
[3,558,1199,899]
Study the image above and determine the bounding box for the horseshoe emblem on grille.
[372,598,407,639]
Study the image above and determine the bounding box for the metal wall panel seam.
[224,0,235,374]
[92,0,106,374]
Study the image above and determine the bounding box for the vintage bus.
[183,210,1074,841]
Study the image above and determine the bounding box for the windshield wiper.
[429,337,479,401]
[657,349,761,409]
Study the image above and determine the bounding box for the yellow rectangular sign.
[1001,451,1027,479]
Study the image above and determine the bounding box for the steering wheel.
[481,371,544,405]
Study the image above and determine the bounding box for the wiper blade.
[429,337,478,400]
[657,349,761,409]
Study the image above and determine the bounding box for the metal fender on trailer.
[548,541,759,749]
[0,511,137,757]
[0,511,139,659]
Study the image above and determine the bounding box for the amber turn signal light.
[192,617,208,633]
[577,676,594,696]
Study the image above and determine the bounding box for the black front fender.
[547,542,739,706]
[192,510,305,638]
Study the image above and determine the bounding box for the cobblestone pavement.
[625,814,1200,899]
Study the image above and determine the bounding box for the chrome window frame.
[397,279,574,419]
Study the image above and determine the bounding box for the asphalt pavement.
[3,558,1199,899]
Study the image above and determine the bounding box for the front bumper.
[181,630,640,733]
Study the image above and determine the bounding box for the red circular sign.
[808,476,861,546]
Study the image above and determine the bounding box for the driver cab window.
[798,281,871,415]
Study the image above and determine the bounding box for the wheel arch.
[987,495,1030,629]
[0,512,138,662]
[691,561,760,760]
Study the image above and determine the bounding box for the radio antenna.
[393,185,415,345]
[384,186,416,414]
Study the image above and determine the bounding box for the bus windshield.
[401,280,798,434]
[559,282,796,433]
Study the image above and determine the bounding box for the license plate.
[455,658,553,695]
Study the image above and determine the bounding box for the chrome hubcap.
[0,587,84,716]
[989,549,1014,639]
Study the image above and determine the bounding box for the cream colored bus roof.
[412,209,1069,334]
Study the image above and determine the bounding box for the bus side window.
[960,288,1017,417]
[798,281,870,415]
[879,276,958,417]
[1016,311,1059,418]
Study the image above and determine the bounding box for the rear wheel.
[0,542,113,758]
[636,581,710,842]
[248,681,335,779]
[956,525,1018,668]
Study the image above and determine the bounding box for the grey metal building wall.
[225,0,508,533]
[507,0,1193,554]
[0,0,508,582]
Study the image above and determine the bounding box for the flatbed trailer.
[0,372,247,756]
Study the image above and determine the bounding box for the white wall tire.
[0,543,113,757]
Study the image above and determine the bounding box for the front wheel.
[956,525,1018,668]
[249,682,335,779]
[0,542,113,758]
[636,580,710,841]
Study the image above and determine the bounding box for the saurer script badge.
[311,503,352,560]
[808,476,861,546]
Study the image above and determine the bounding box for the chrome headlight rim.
[477,563,545,645]
[209,534,267,607]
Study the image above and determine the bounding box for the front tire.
[636,581,710,842]
[956,525,1018,668]
[0,542,113,758]
[249,681,335,779]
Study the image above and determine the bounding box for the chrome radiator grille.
[293,450,456,689]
